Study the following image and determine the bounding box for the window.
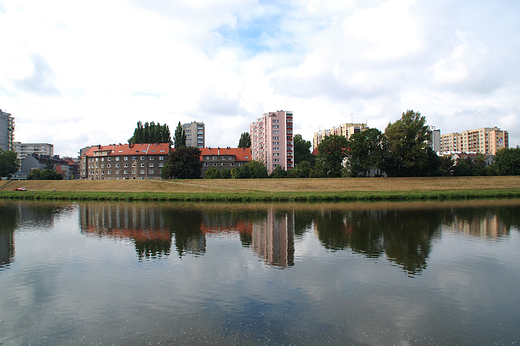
[124,163,128,167]
[107,157,111,161]
[101,158,105,161]
[149,156,154,160]
[273,130,279,134]
[213,163,217,166]
[132,156,136,160]
[132,164,136,167]
[124,170,128,174]
[108,171,111,174]
[116,171,119,175]
[221,163,226,166]
[159,156,164,160]
[140,163,145,167]
[273,136,279,140]
[101,164,104,168]
[273,142,279,145]
[149,170,154,175]
[273,147,279,151]
[159,163,164,168]
[124,157,128,161]
[149,163,154,168]
[273,125,279,128]
[204,163,208,167]
[140,170,145,175]
[107,164,111,168]
[140,156,145,160]
[116,164,120,168]
[116,157,120,161]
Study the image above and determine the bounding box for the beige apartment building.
[440,127,508,155]
[13,142,54,159]
[182,121,205,148]
[0,109,15,151]
[313,122,368,149]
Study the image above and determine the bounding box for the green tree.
[440,156,455,176]
[289,160,312,178]
[0,149,19,179]
[494,148,520,175]
[293,134,312,165]
[269,165,287,178]
[162,146,202,179]
[27,169,41,180]
[129,121,172,144]
[174,121,187,149]
[346,128,388,177]
[384,110,436,177]
[220,168,232,179]
[236,160,268,179]
[238,132,251,149]
[315,135,348,177]
[204,167,221,179]
[39,169,57,180]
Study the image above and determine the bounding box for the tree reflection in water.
[5,199,513,274]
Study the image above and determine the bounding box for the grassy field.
[1,176,520,202]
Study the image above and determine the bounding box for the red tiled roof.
[200,147,252,162]
[82,143,171,157]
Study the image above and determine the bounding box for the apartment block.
[250,110,294,174]
[80,143,171,180]
[427,126,441,153]
[200,147,252,176]
[13,142,54,159]
[440,127,508,155]
[183,121,205,148]
[0,109,15,151]
[313,122,368,149]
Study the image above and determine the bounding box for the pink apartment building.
[250,110,294,174]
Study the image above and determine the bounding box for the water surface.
[1,199,519,345]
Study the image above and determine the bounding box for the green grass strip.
[1,189,520,203]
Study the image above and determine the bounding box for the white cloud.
[1,0,519,156]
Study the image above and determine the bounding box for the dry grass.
[2,176,520,193]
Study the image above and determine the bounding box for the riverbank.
[1,176,520,202]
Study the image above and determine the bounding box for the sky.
[1,0,519,158]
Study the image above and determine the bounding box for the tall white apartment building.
[250,110,294,174]
[13,142,54,159]
[440,127,508,155]
[0,109,15,151]
[182,121,205,148]
[313,122,367,149]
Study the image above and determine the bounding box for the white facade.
[13,142,54,159]
[0,109,15,151]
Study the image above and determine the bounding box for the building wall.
[313,123,367,149]
[0,109,15,151]
[250,110,293,174]
[200,147,252,177]
[80,143,170,180]
[183,121,205,148]
[440,127,508,155]
[13,142,54,159]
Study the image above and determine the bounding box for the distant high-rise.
[440,127,508,155]
[182,121,205,148]
[250,110,294,174]
[313,122,367,149]
[13,142,54,159]
[0,109,15,151]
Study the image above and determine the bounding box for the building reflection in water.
[0,206,15,271]
[80,203,172,260]
[446,209,509,238]
[78,203,295,266]
[251,207,294,268]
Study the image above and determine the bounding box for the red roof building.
[80,143,171,180]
